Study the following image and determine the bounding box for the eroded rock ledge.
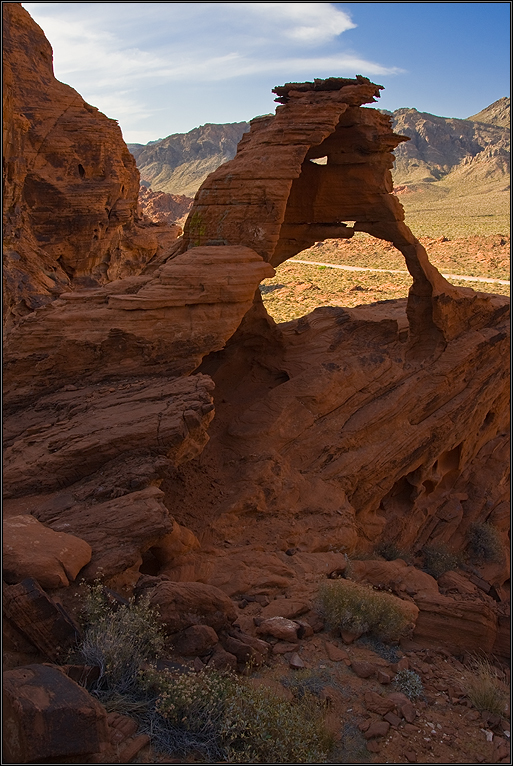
[2,3,179,333]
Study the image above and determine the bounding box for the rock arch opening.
[182,76,487,357]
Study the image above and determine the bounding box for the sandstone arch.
[183,77,500,357]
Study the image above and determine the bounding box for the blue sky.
[22,2,510,144]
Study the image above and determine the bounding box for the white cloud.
[23,3,399,84]
[240,2,357,43]
[21,2,403,140]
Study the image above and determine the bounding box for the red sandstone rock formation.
[2,2,509,671]
[138,185,193,225]
[182,76,504,359]
[2,3,179,333]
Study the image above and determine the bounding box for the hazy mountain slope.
[128,101,509,235]
[468,96,510,128]
[391,107,510,187]
[128,122,249,197]
[388,101,510,236]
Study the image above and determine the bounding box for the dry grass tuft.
[458,656,509,717]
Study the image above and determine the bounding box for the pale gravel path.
[289,259,510,286]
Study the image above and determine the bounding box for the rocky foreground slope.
[2,4,510,764]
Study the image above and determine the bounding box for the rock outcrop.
[3,515,92,589]
[3,246,273,404]
[3,664,109,763]
[2,1,509,672]
[138,186,194,225]
[2,3,179,333]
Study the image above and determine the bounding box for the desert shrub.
[356,635,401,664]
[393,669,424,700]
[76,584,332,762]
[222,682,331,763]
[145,666,331,763]
[334,721,370,763]
[317,580,411,643]
[467,523,504,563]
[459,657,509,716]
[421,544,461,578]
[375,541,402,561]
[77,582,165,701]
[281,666,341,699]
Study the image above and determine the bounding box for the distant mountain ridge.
[128,99,509,201]
[391,101,510,188]
[128,122,249,197]
[468,97,510,128]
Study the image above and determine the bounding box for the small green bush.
[459,657,509,716]
[393,669,424,700]
[222,682,331,763]
[467,523,504,563]
[421,544,461,579]
[317,580,411,643]
[146,666,331,763]
[77,582,165,701]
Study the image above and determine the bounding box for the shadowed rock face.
[2,3,178,332]
[2,7,509,660]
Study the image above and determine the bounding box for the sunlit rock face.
[183,76,507,356]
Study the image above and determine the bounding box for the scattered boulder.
[364,691,396,716]
[3,514,91,588]
[384,710,403,727]
[259,598,310,620]
[364,720,390,739]
[171,625,219,656]
[300,610,325,633]
[400,701,417,723]
[289,652,305,669]
[3,664,108,763]
[295,619,314,638]
[3,578,81,661]
[256,616,299,642]
[138,578,237,634]
[207,645,238,672]
[222,634,266,666]
[325,641,350,663]
[352,661,377,679]
[272,641,300,655]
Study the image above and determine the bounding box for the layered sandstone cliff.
[2,3,179,333]
[3,4,509,667]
